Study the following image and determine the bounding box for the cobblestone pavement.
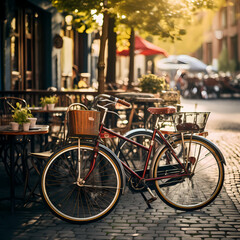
[0,131,240,240]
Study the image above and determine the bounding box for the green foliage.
[139,74,169,93]
[40,96,59,106]
[115,0,215,42]
[52,0,216,39]
[12,102,32,124]
[218,46,237,72]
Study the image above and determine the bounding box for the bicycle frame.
[83,108,190,184]
[100,125,189,181]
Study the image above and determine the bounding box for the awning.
[157,55,208,72]
[117,36,168,57]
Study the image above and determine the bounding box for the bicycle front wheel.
[152,135,225,210]
[41,142,123,223]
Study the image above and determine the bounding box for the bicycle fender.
[190,135,226,165]
[123,128,154,137]
[178,134,226,165]
[149,144,166,177]
[149,134,226,178]
[98,143,127,193]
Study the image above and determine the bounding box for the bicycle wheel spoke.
[153,135,224,210]
[41,143,122,223]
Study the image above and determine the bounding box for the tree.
[52,0,215,93]
[152,0,227,55]
[52,0,118,94]
[114,0,215,86]
[106,17,117,86]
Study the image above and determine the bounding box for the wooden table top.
[0,125,49,136]
[29,107,68,113]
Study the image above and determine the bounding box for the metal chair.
[0,97,27,125]
[25,103,88,203]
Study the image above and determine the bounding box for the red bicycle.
[41,94,225,223]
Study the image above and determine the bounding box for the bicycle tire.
[151,135,225,211]
[41,142,123,224]
[115,129,163,171]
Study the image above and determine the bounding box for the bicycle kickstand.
[140,187,157,209]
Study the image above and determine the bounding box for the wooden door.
[10,7,39,90]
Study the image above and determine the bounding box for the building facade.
[0,0,91,91]
[195,0,240,74]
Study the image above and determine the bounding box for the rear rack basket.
[172,112,210,132]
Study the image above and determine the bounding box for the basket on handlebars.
[172,112,210,132]
[68,110,101,137]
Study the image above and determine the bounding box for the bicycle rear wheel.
[152,135,224,210]
[41,142,123,223]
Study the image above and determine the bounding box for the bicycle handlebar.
[92,94,131,109]
[116,98,131,107]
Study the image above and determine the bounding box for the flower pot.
[47,104,55,110]
[23,122,30,131]
[42,105,47,110]
[28,118,37,128]
[10,122,19,131]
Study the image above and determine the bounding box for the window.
[230,1,237,25]
[221,7,227,28]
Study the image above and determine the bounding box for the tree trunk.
[97,11,109,94]
[106,17,116,86]
[128,27,135,89]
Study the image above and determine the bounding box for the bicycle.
[41,94,225,224]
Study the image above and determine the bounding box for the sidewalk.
[0,131,240,240]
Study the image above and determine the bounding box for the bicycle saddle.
[147,106,176,115]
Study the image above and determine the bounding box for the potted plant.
[41,96,58,110]
[40,97,47,110]
[139,74,169,95]
[11,102,32,131]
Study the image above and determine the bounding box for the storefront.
[0,0,91,91]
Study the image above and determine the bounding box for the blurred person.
[72,65,80,89]
[174,70,187,92]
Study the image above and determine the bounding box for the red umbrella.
[117,36,168,57]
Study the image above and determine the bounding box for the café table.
[29,106,68,122]
[29,106,68,141]
[132,97,164,127]
[115,92,163,128]
[0,125,49,213]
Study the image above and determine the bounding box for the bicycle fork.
[75,138,85,186]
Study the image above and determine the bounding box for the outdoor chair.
[26,103,88,203]
[48,94,73,140]
[0,97,28,125]
[0,97,28,178]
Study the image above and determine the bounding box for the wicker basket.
[68,110,101,137]
[173,112,210,132]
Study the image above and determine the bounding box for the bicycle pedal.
[147,196,157,204]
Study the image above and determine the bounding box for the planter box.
[160,90,180,104]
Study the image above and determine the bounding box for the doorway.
[10,6,42,90]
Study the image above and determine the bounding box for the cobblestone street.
[0,130,239,240]
[1,98,240,239]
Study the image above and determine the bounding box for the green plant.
[218,46,237,72]
[139,74,169,94]
[40,96,58,106]
[40,97,47,107]
[12,102,32,124]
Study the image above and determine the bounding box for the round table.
[0,125,49,213]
